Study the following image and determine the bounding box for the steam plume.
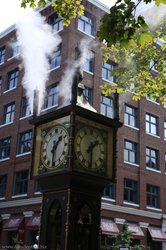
[16,9,61,114]
[59,38,95,106]
[136,2,166,31]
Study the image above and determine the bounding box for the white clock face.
[75,126,106,170]
[41,125,69,169]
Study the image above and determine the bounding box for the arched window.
[47,200,62,250]
[75,204,92,250]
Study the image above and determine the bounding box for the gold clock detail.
[41,125,69,170]
[74,126,107,172]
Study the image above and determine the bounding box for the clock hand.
[51,136,63,164]
[87,141,99,167]
[86,141,99,153]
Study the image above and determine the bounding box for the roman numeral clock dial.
[74,126,107,174]
[41,125,69,171]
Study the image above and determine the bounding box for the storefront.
[147,226,166,250]
[100,219,144,249]
[26,213,40,249]
[2,215,25,249]
[100,218,119,249]
[1,213,40,249]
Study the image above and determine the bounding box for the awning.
[148,226,166,242]
[26,214,40,230]
[128,224,144,239]
[3,215,24,231]
[101,218,119,235]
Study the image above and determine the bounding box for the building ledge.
[1,196,165,221]
[0,197,42,209]
[101,202,165,220]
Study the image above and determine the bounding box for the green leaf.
[138,32,153,46]
[155,0,166,5]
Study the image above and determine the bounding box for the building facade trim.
[102,202,164,220]
[0,197,42,208]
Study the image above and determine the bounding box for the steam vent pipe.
[71,66,83,106]
[113,92,120,121]
[33,89,39,116]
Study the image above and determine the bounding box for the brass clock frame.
[33,116,70,175]
[74,116,114,178]
[33,111,115,179]
[41,125,69,170]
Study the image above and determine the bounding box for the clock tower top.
[31,55,122,179]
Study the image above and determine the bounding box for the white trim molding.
[1,214,11,220]
[23,211,34,217]
[0,197,42,209]
[102,202,165,220]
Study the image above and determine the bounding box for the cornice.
[0,197,165,221]
[101,202,165,220]
[0,197,42,208]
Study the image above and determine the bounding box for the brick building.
[0,0,166,249]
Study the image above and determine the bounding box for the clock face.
[41,125,69,170]
[74,126,106,171]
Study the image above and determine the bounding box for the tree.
[111,223,144,250]
[100,20,166,103]
[19,0,166,102]
[98,0,166,103]
[97,0,166,47]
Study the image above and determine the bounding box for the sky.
[0,0,114,33]
[0,0,30,33]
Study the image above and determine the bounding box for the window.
[83,87,92,104]
[0,137,10,160]
[48,13,63,32]
[21,97,31,118]
[149,60,158,73]
[164,121,166,139]
[83,52,94,73]
[35,180,41,193]
[103,183,116,200]
[0,46,5,64]
[7,69,19,90]
[13,170,28,195]
[124,105,138,128]
[101,235,115,250]
[50,45,61,69]
[146,147,159,170]
[3,102,15,124]
[18,130,32,155]
[102,61,116,82]
[124,179,138,204]
[146,94,159,103]
[0,175,7,198]
[100,95,113,118]
[146,113,159,136]
[124,140,138,164]
[78,11,95,36]
[43,84,58,109]
[9,42,20,58]
[128,82,135,91]
[147,184,160,208]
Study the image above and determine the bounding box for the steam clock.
[31,77,121,249]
